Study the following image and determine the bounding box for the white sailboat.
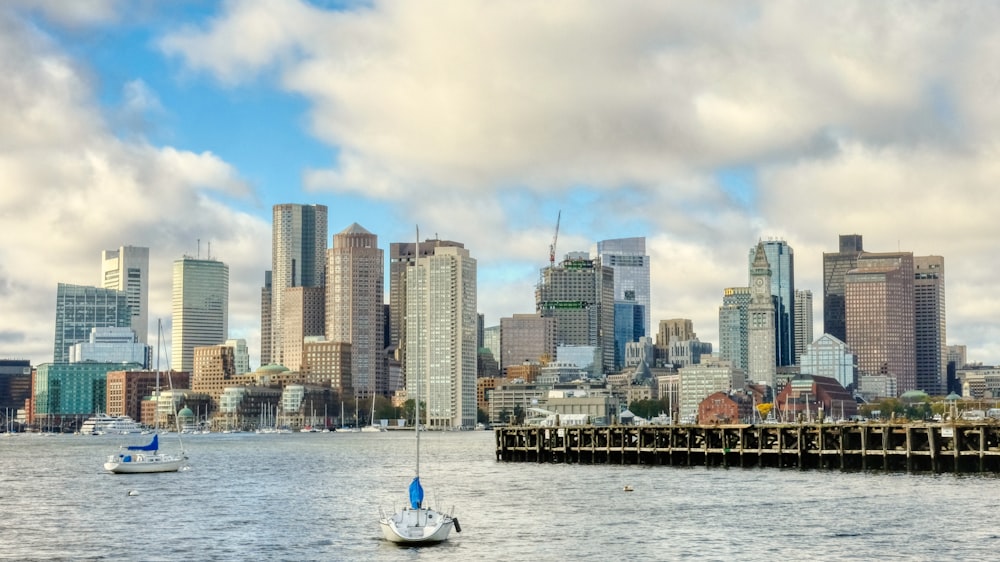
[379,228,460,544]
[362,396,386,432]
[104,320,187,474]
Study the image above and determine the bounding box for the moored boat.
[104,434,187,474]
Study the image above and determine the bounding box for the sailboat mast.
[415,226,420,479]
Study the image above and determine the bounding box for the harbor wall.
[495,423,1000,473]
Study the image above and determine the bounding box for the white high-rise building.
[794,289,814,365]
[102,245,149,343]
[172,256,229,373]
[270,204,327,367]
[327,223,384,399]
[747,241,776,388]
[406,244,477,429]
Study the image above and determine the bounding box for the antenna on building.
[197,239,201,259]
[549,210,561,269]
[208,241,212,260]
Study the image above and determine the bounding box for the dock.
[495,422,1000,473]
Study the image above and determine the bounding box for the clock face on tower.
[754,277,765,293]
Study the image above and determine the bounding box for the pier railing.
[495,422,1000,473]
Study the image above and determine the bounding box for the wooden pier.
[495,422,1000,473]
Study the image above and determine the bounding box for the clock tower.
[748,241,777,390]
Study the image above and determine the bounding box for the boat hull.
[104,453,186,474]
[379,508,454,544]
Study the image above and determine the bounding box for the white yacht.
[80,414,143,435]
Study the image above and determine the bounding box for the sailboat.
[362,396,386,432]
[104,319,187,474]
[379,228,460,544]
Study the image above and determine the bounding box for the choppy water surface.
[0,430,997,561]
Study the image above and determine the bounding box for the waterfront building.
[955,365,1000,399]
[477,375,501,416]
[282,286,325,372]
[499,313,556,371]
[0,359,32,413]
[225,339,251,375]
[68,327,150,368]
[857,374,898,401]
[53,283,131,364]
[719,287,751,373]
[698,390,755,424]
[793,290,813,365]
[406,245,477,429]
[775,374,857,421]
[536,252,615,375]
[106,370,191,422]
[678,362,746,422]
[270,203,328,368]
[749,240,795,366]
[914,256,947,395]
[823,234,865,342]
[326,223,385,399]
[300,337,352,395]
[845,251,915,393]
[34,362,142,428]
[172,256,229,373]
[487,382,548,425]
[191,344,236,407]
[798,334,858,391]
[388,238,464,374]
[101,245,149,343]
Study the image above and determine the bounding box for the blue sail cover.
[127,434,158,451]
[409,477,424,509]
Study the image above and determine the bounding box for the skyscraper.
[823,234,864,342]
[793,289,814,365]
[53,283,131,364]
[499,313,556,371]
[327,223,384,399]
[388,238,464,364]
[748,240,794,366]
[845,252,915,393]
[718,288,751,372]
[596,237,651,369]
[101,245,150,344]
[914,256,946,394]
[747,242,777,388]
[260,271,272,366]
[270,204,328,367]
[406,245,477,429]
[536,252,615,375]
[172,256,229,373]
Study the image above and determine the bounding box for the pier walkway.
[495,422,1000,473]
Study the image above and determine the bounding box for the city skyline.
[4,3,1000,367]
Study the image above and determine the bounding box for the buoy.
[453,518,462,533]
[127,490,139,496]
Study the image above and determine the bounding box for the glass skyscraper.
[53,283,131,364]
[748,239,795,366]
[596,237,650,370]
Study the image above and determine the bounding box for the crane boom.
[549,210,561,268]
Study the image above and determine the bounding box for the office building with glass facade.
[53,283,131,364]
[748,240,795,366]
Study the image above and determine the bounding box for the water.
[1,430,997,561]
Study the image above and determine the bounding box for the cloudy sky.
[3,1,1000,368]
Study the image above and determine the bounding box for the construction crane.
[549,210,561,268]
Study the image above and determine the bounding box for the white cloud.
[0,9,269,364]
